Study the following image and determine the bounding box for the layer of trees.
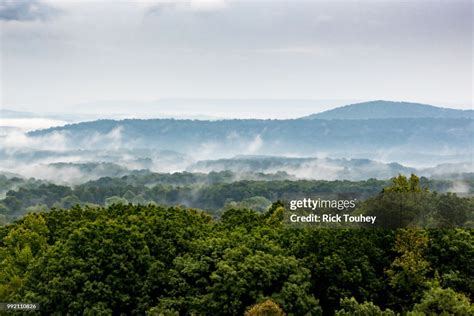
[1,172,472,224]
[0,174,472,314]
[0,202,472,315]
[0,173,389,222]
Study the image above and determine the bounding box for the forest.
[2,0,473,313]
[1,171,472,223]
[0,174,473,315]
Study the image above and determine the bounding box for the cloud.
[0,0,59,22]
[448,180,470,194]
[187,0,227,11]
[247,134,263,154]
[147,0,228,15]
[87,126,124,150]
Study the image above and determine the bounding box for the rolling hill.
[28,117,472,158]
[301,100,473,120]
[20,100,473,167]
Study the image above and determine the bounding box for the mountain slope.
[302,100,473,120]
[27,117,473,166]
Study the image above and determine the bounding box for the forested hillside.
[3,101,471,181]
[302,101,474,120]
[28,117,472,160]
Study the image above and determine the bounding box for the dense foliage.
[0,174,472,314]
[1,204,472,314]
[0,173,388,222]
[2,172,472,224]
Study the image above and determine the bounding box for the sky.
[0,0,472,119]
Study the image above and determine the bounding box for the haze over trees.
[1,172,472,224]
[2,101,472,183]
[0,101,473,314]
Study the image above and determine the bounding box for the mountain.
[301,100,473,120]
[20,100,473,167]
[28,117,472,158]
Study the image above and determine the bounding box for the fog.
[0,120,471,185]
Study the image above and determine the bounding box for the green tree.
[408,287,473,315]
[105,196,128,206]
[386,229,430,311]
[363,174,431,228]
[383,174,424,193]
[24,216,153,314]
[245,299,286,316]
[0,214,49,301]
[335,297,396,316]
[426,229,474,296]
[435,193,470,228]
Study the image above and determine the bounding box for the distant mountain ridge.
[302,100,473,120]
[28,118,472,164]
[24,100,473,167]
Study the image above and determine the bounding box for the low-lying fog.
[0,117,472,189]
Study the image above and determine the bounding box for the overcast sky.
[0,0,472,118]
